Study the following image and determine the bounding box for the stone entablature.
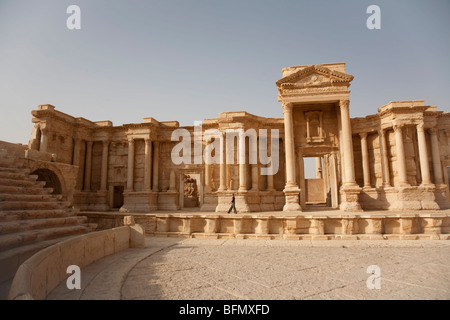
[27,63,450,213]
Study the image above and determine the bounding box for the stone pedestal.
[339,186,362,211]
[87,190,110,211]
[158,191,178,210]
[283,187,301,212]
[120,191,158,212]
[200,193,218,212]
[215,191,250,213]
[390,186,439,211]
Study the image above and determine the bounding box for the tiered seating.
[0,149,96,299]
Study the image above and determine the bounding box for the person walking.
[227,193,237,214]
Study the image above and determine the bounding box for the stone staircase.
[0,149,96,299]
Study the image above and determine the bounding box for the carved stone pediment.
[276,64,354,91]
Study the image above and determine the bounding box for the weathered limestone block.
[339,186,362,211]
[283,187,301,212]
[124,216,145,248]
[204,217,219,233]
[254,217,269,234]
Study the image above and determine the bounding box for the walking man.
[227,193,237,214]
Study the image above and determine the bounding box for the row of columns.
[216,132,275,192]
[358,123,443,188]
[73,139,110,192]
[74,137,162,193]
[126,138,160,192]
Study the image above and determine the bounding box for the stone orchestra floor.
[47,236,450,300]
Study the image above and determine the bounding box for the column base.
[390,186,440,211]
[283,186,301,212]
[339,186,362,212]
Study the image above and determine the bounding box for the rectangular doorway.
[113,186,124,209]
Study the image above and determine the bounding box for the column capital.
[428,127,438,135]
[127,137,135,144]
[359,132,368,139]
[282,102,293,114]
[393,124,404,133]
[416,122,425,132]
[339,99,350,110]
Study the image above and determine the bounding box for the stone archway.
[31,168,62,195]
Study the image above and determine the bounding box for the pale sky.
[1,0,449,148]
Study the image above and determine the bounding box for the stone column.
[251,164,259,190]
[266,133,275,191]
[218,133,227,191]
[126,138,135,191]
[429,128,443,185]
[393,124,409,187]
[205,164,211,192]
[417,123,432,186]
[238,130,247,191]
[339,100,357,186]
[152,141,159,192]
[379,129,391,187]
[100,140,109,191]
[282,103,297,187]
[144,138,152,191]
[282,102,301,211]
[84,140,93,192]
[359,132,371,188]
[315,157,322,179]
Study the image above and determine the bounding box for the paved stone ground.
[48,237,450,300]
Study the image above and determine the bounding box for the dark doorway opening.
[113,186,124,208]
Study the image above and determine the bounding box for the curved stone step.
[0,185,53,195]
[0,224,93,251]
[0,193,53,202]
[0,171,37,181]
[0,209,76,222]
[0,167,29,174]
[0,200,69,211]
[0,178,46,188]
[0,216,88,235]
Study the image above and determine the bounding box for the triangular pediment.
[276,64,354,89]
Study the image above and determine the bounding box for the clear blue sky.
[1,0,449,147]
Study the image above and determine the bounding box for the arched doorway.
[31,168,62,195]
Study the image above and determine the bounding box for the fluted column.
[393,125,409,187]
[429,128,443,185]
[339,100,357,186]
[416,123,432,186]
[84,140,93,191]
[360,132,371,187]
[152,141,159,192]
[100,140,109,191]
[126,138,135,191]
[379,129,391,187]
[218,133,227,191]
[282,102,297,188]
[238,130,247,191]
